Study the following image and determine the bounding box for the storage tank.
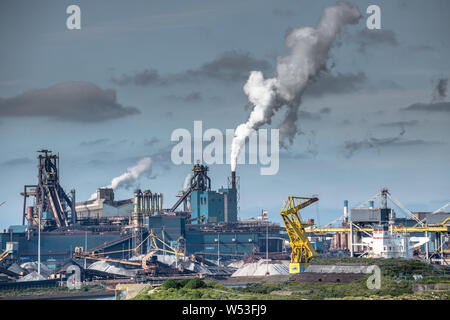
[26,206,34,222]
[143,190,151,216]
[158,193,163,211]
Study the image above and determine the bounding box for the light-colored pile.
[17,271,46,282]
[7,263,26,275]
[20,262,52,278]
[231,260,289,277]
[227,260,245,269]
[88,260,137,277]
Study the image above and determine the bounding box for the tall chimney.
[231,171,236,190]
[344,200,349,222]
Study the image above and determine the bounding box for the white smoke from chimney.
[230,2,361,172]
[89,157,153,200]
[183,172,194,191]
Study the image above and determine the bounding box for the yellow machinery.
[0,249,11,262]
[280,196,319,273]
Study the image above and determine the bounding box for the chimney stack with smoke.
[231,170,236,190]
[89,157,152,200]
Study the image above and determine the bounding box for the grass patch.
[0,283,105,298]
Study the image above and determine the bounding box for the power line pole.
[38,210,41,276]
[266,222,269,276]
[217,233,220,267]
[84,231,87,269]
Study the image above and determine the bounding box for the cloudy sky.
[0,0,449,228]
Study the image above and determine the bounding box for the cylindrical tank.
[138,190,143,214]
[158,193,163,211]
[344,200,349,221]
[143,190,150,216]
[26,206,34,221]
[149,192,153,212]
[153,193,157,212]
[133,189,140,215]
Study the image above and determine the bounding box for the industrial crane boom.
[280,196,319,273]
[73,230,184,271]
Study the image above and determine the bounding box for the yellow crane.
[280,196,319,274]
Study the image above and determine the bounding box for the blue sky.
[0,0,449,228]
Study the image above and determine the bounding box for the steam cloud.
[230,2,361,172]
[89,157,152,200]
[183,172,194,191]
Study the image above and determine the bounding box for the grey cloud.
[90,151,115,159]
[341,136,441,158]
[80,139,110,147]
[111,69,164,86]
[305,72,367,97]
[403,102,450,113]
[163,91,203,103]
[378,120,419,128]
[2,157,33,166]
[320,107,331,114]
[144,137,160,147]
[353,29,398,53]
[272,8,295,17]
[306,130,319,158]
[378,120,419,136]
[179,50,272,82]
[408,44,436,52]
[111,51,272,86]
[299,110,321,120]
[341,119,352,126]
[0,82,140,122]
[376,79,403,90]
[298,108,332,121]
[280,152,313,160]
[86,159,106,167]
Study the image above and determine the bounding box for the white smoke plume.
[230,2,361,172]
[89,157,152,200]
[183,172,194,191]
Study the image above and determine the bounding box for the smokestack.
[344,200,349,222]
[231,171,236,190]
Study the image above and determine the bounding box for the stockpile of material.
[20,262,52,278]
[7,263,26,275]
[227,260,245,269]
[231,260,289,277]
[153,254,232,275]
[88,261,137,277]
[17,271,46,282]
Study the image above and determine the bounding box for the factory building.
[75,188,132,221]
[190,187,237,224]
[75,188,163,224]
[171,163,238,224]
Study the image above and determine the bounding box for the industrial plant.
[0,150,449,291]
